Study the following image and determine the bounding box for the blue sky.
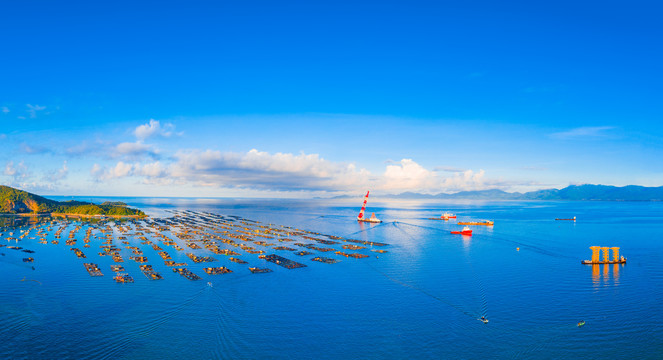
[1,0,662,197]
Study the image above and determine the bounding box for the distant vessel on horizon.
[458,220,494,226]
[428,212,457,221]
[555,216,576,221]
[357,191,382,223]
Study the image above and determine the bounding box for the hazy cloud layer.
[26,104,46,119]
[550,126,616,139]
[115,141,159,159]
[42,161,69,183]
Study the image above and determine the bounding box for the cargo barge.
[581,246,627,265]
[457,221,494,226]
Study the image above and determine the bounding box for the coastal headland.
[0,185,145,218]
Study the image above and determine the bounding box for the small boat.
[451,226,472,235]
[479,316,489,324]
[357,191,382,223]
[577,320,585,327]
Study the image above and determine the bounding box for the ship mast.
[357,191,369,220]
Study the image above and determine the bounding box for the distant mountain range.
[343,185,663,201]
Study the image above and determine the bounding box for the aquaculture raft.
[204,267,232,275]
[140,265,164,280]
[172,267,201,280]
[260,254,307,269]
[335,251,369,259]
[84,263,103,276]
[229,257,248,264]
[294,251,313,256]
[249,267,272,274]
[114,273,134,283]
[311,257,339,264]
[71,248,86,258]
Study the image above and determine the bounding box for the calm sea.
[1,198,662,359]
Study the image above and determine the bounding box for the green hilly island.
[0,185,145,217]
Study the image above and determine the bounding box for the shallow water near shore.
[1,198,662,359]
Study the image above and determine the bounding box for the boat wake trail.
[363,260,478,320]
[390,221,488,320]
[205,285,250,359]
[20,276,41,285]
[342,221,392,238]
[391,221,448,234]
[102,287,209,360]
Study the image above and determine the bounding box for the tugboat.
[357,191,382,223]
[451,226,472,235]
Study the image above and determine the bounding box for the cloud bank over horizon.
[1,118,658,197]
[1,119,522,196]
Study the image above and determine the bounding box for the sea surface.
[1,198,662,359]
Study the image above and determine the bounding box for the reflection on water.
[591,263,623,287]
[461,235,472,249]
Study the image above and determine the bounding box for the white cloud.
[85,149,500,195]
[382,159,439,191]
[90,161,136,181]
[381,159,487,193]
[168,149,370,191]
[1,106,9,114]
[26,104,46,119]
[550,126,616,139]
[134,119,179,140]
[137,161,167,178]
